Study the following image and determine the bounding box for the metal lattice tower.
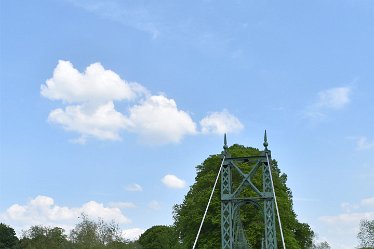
[221,132,277,249]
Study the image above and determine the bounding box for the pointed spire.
[223,133,228,151]
[263,130,268,150]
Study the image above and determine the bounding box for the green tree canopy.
[173,144,314,249]
[19,225,71,249]
[0,223,19,249]
[138,225,180,249]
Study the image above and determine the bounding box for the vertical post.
[221,134,233,249]
[263,131,277,249]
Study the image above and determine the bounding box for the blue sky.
[0,0,373,248]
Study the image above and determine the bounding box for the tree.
[0,223,19,249]
[312,241,331,249]
[106,241,142,249]
[173,144,314,249]
[138,225,180,249]
[358,219,374,249]
[70,214,125,249]
[19,225,71,249]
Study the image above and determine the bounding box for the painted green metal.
[221,132,277,249]
[233,209,250,249]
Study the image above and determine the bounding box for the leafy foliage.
[358,219,374,249]
[20,226,72,249]
[0,223,19,249]
[173,144,314,249]
[138,225,180,249]
[4,216,141,249]
[312,241,331,249]
[70,214,125,249]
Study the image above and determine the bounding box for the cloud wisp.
[41,60,243,144]
[316,87,351,110]
[148,200,161,210]
[68,0,161,39]
[304,86,352,122]
[355,136,374,151]
[124,184,143,192]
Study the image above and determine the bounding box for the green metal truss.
[221,133,277,249]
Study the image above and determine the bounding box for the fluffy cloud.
[41,60,145,104]
[124,183,143,192]
[127,96,196,144]
[200,110,243,134]
[0,195,131,235]
[49,102,129,142]
[161,174,186,189]
[41,61,243,144]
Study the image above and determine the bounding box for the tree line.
[0,214,142,249]
[1,144,373,249]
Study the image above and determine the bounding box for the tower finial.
[263,130,268,150]
[223,133,228,151]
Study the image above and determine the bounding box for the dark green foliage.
[19,226,72,249]
[173,144,314,249]
[0,223,19,249]
[358,219,374,249]
[138,225,180,249]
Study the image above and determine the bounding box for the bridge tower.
[221,132,277,249]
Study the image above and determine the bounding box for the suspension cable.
[265,152,286,249]
[192,156,226,249]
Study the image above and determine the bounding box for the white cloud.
[122,228,145,241]
[126,95,197,144]
[124,184,143,192]
[317,87,351,109]
[41,60,145,104]
[200,110,243,135]
[148,201,161,210]
[42,61,243,144]
[40,60,143,142]
[161,174,186,189]
[0,195,131,235]
[320,211,374,224]
[318,196,374,249]
[49,102,129,142]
